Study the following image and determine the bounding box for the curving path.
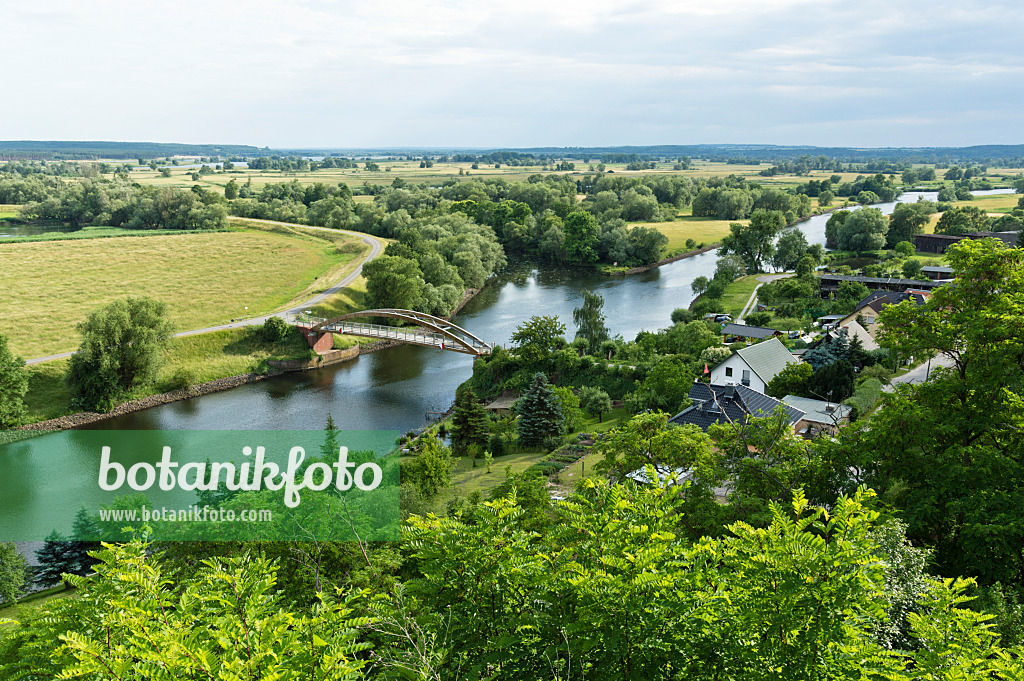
[736,273,794,324]
[24,221,384,365]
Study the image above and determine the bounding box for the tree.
[771,229,809,271]
[837,207,888,252]
[362,255,423,311]
[0,333,28,428]
[514,373,564,446]
[719,209,786,273]
[0,542,27,604]
[628,356,694,414]
[894,241,915,258]
[450,387,489,457]
[765,361,813,398]
[887,203,931,247]
[691,275,711,297]
[806,360,855,402]
[744,311,772,327]
[818,190,834,207]
[902,258,924,279]
[795,255,815,278]
[868,238,1024,586]
[563,211,600,263]
[671,308,694,325]
[824,210,850,249]
[68,507,101,576]
[573,289,610,354]
[406,437,453,498]
[224,178,239,199]
[66,297,173,411]
[510,316,566,364]
[935,205,990,235]
[579,385,612,422]
[553,386,586,432]
[34,531,77,590]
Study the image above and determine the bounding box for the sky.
[3,0,1023,149]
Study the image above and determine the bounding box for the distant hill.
[0,140,275,160]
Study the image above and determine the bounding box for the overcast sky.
[4,0,1022,148]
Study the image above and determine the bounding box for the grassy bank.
[21,327,316,424]
[719,275,762,318]
[0,227,366,358]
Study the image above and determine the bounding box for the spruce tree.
[450,387,489,457]
[35,530,77,589]
[515,373,565,446]
[68,507,102,575]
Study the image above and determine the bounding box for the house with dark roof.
[920,265,954,281]
[708,337,800,393]
[840,289,929,336]
[669,383,805,432]
[915,231,1019,254]
[721,323,781,341]
[782,395,853,438]
[818,274,941,297]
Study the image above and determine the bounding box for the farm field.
[0,228,366,358]
[641,216,742,254]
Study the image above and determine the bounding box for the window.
[741,369,750,386]
[725,367,733,377]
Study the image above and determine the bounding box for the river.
[80,189,1016,434]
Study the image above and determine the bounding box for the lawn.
[644,216,741,254]
[720,275,763,318]
[0,204,20,218]
[0,228,365,358]
[0,585,76,624]
[21,327,315,423]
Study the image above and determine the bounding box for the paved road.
[25,221,384,365]
[884,353,954,392]
[736,273,794,324]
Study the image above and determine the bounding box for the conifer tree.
[450,387,489,457]
[68,507,102,576]
[514,373,565,446]
[35,530,77,589]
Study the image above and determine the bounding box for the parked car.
[713,314,732,323]
[788,330,802,339]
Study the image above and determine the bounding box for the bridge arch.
[299,309,492,356]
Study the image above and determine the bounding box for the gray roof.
[781,395,853,425]
[669,383,805,431]
[921,265,953,274]
[722,323,779,340]
[735,338,800,385]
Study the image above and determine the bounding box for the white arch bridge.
[296,309,493,356]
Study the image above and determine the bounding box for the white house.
[709,337,800,394]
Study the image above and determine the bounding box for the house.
[840,289,929,336]
[721,323,781,341]
[709,337,800,393]
[669,382,805,432]
[781,395,853,438]
[484,392,519,415]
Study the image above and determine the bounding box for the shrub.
[168,367,197,391]
[488,433,507,457]
[843,377,884,421]
[259,316,291,343]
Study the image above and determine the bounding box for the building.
[920,265,954,281]
[709,337,801,393]
[781,395,853,438]
[840,289,929,337]
[669,383,805,432]
[819,274,941,297]
[721,323,781,342]
[914,231,1018,254]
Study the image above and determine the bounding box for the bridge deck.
[297,316,489,355]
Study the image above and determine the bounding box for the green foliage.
[0,333,28,428]
[765,361,813,398]
[361,253,424,311]
[625,355,694,414]
[563,210,600,263]
[405,437,454,499]
[744,310,772,327]
[670,307,694,325]
[807,359,855,403]
[258,315,291,343]
[33,530,77,589]
[510,315,566,364]
[935,205,991,235]
[66,296,174,411]
[450,387,490,457]
[0,542,28,604]
[894,240,916,257]
[514,373,565,446]
[868,238,1024,586]
[719,208,787,273]
[838,207,888,251]
[578,385,612,422]
[553,386,586,433]
[844,377,883,421]
[572,289,610,354]
[0,541,371,679]
[887,201,935,247]
[902,257,924,279]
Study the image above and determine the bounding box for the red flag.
[703,363,709,374]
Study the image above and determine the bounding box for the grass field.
[641,216,739,254]
[720,275,763,318]
[20,327,316,423]
[0,225,229,243]
[0,228,366,358]
[0,204,20,218]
